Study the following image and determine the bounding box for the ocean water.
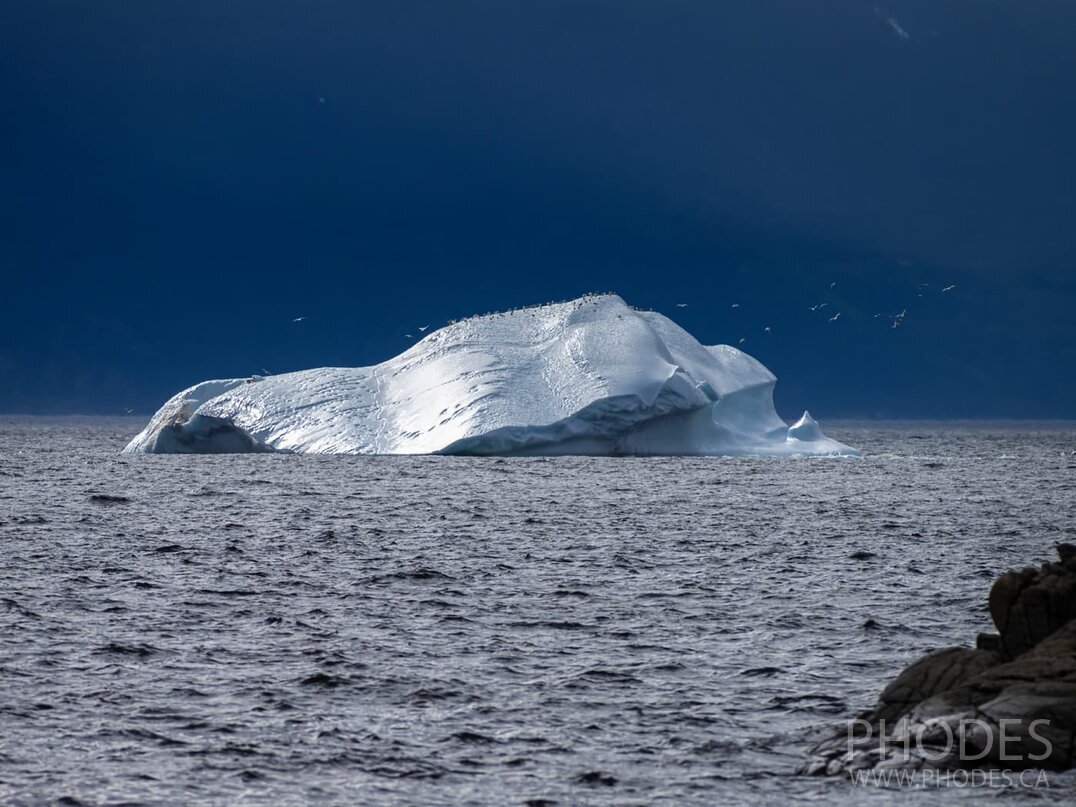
[1,417,1074,805]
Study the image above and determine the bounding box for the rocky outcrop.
[803,545,1076,775]
[989,544,1076,659]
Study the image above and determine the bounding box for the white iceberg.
[124,294,859,457]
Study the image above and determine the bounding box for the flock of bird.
[285,281,960,352]
[674,280,958,346]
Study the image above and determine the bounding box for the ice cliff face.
[124,295,859,456]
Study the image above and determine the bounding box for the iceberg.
[124,294,859,457]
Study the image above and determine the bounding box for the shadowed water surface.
[1,417,1074,804]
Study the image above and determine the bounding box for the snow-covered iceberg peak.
[784,410,851,455]
[788,410,823,441]
[124,294,859,457]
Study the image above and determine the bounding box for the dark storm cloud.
[1,1,1074,416]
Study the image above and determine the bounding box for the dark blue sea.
[1,417,1074,805]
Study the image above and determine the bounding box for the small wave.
[94,642,157,657]
[576,771,618,786]
[299,673,349,688]
[2,598,40,619]
[89,494,131,504]
[739,666,783,677]
[365,568,456,583]
[571,669,641,684]
[508,620,591,631]
[445,731,497,744]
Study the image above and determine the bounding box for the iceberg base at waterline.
[125,295,859,457]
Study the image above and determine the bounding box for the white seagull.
[418,325,430,332]
[292,316,306,323]
[942,285,957,292]
[676,303,688,308]
[829,312,841,322]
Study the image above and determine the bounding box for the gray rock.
[867,647,1001,724]
[803,547,1076,776]
[989,549,1076,659]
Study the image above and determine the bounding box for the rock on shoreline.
[803,545,1076,775]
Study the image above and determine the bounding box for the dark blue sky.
[3,1,1075,418]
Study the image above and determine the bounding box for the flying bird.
[418,325,429,332]
[738,337,747,344]
[830,282,837,289]
[942,285,957,292]
[810,303,829,311]
[829,313,841,322]
[763,326,772,334]
[731,303,740,309]
[884,15,911,41]
[676,303,688,308]
[292,316,306,323]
